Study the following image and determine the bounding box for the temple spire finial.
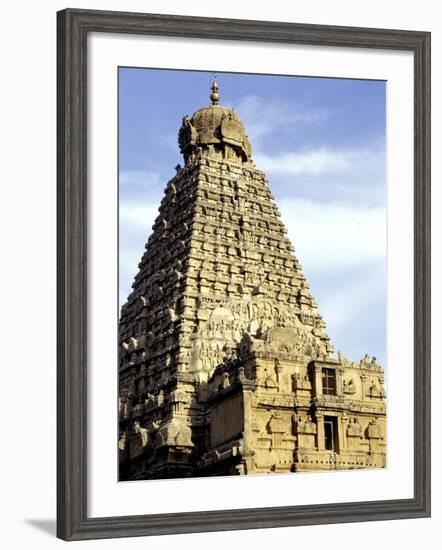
[210,77,220,105]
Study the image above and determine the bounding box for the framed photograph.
[57,8,431,541]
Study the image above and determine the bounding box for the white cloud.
[119,203,159,228]
[317,265,386,366]
[226,94,329,142]
[279,197,386,272]
[319,267,384,332]
[120,169,161,189]
[255,148,382,177]
[119,204,159,305]
[277,196,386,365]
[119,170,165,305]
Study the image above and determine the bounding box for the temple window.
[322,368,337,396]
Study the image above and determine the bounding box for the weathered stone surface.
[118,81,387,480]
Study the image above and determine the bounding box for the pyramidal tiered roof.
[118,81,386,480]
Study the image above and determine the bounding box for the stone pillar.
[340,413,349,451]
[314,365,323,398]
[241,388,256,474]
[316,413,325,451]
[275,359,283,391]
[337,414,345,452]
[336,367,344,397]
[360,373,367,400]
[367,418,383,454]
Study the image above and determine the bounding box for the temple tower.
[118,81,387,480]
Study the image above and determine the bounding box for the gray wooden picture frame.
[57,8,431,541]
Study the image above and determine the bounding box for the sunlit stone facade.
[118,81,387,480]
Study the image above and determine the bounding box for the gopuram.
[118,80,387,480]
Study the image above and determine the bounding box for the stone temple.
[118,80,387,480]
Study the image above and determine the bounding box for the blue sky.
[119,67,386,368]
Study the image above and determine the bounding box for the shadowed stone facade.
[118,81,387,480]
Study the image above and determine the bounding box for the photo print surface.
[118,68,386,481]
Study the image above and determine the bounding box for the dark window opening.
[322,368,336,395]
[324,416,339,452]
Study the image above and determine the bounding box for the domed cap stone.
[178,80,252,163]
